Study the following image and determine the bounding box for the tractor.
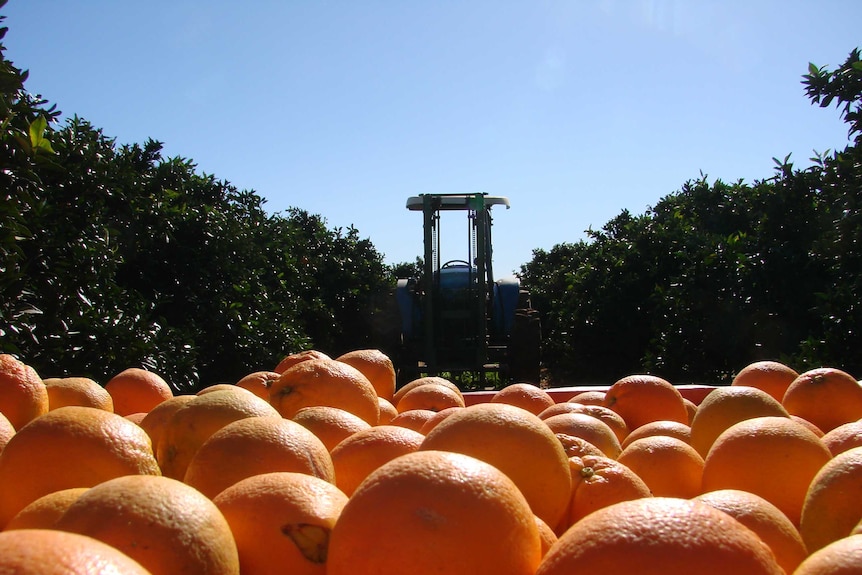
[394,193,541,389]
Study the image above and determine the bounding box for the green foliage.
[523,47,862,385]
[0,12,389,391]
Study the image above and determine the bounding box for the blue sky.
[4,1,860,276]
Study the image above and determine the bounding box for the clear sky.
[4,1,860,276]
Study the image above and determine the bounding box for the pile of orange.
[3,350,862,573]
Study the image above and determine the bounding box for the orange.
[395,382,465,413]
[183,416,336,499]
[555,433,606,459]
[537,497,785,575]
[269,358,379,424]
[792,415,825,437]
[327,450,542,575]
[56,474,239,575]
[235,370,280,400]
[683,397,699,422]
[563,455,651,529]
[377,396,398,424]
[156,388,280,480]
[0,353,48,429]
[783,367,862,432]
[689,385,790,457]
[43,376,113,411]
[0,405,160,529]
[138,394,196,455]
[799,445,862,552]
[732,360,800,403]
[702,415,832,526]
[542,412,622,458]
[560,403,629,444]
[566,390,605,405]
[125,412,147,425]
[291,405,371,451]
[793,533,862,575]
[538,402,591,420]
[105,367,173,415]
[4,487,89,530]
[621,419,691,449]
[335,349,397,401]
[0,529,152,574]
[213,472,349,575]
[392,376,460,406]
[617,436,703,498]
[695,488,808,575]
[330,425,425,495]
[491,383,556,415]
[197,383,257,395]
[0,412,14,452]
[420,402,572,528]
[274,349,331,374]
[603,374,689,430]
[535,515,558,558]
[418,406,462,434]
[821,419,862,456]
[389,408,437,432]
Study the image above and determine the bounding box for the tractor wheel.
[508,306,541,385]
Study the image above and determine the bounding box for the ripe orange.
[105,367,173,416]
[395,382,465,413]
[794,533,862,575]
[535,515,558,557]
[183,416,336,499]
[213,472,349,575]
[702,415,832,525]
[792,415,825,437]
[603,374,689,430]
[694,489,809,575]
[563,455,652,529]
[420,402,572,529]
[197,384,252,395]
[783,367,862,432]
[389,408,437,432]
[391,376,460,406]
[732,360,800,403]
[274,349,332,374]
[683,397,698,422]
[269,358,379,425]
[327,450,542,575]
[0,405,161,529]
[125,412,147,425]
[617,436,704,498]
[491,383,556,415]
[156,388,280,480]
[799,445,862,553]
[336,349,397,402]
[43,376,114,411]
[566,390,606,405]
[330,425,425,496]
[689,385,790,457]
[4,487,89,530]
[418,406,462,434]
[560,403,629,444]
[56,474,239,575]
[542,412,622,458]
[0,353,48,430]
[538,402,593,420]
[377,396,398,424]
[0,412,14,452]
[0,529,152,574]
[621,419,692,449]
[537,497,784,575]
[235,370,281,400]
[138,394,196,455]
[821,419,862,456]
[554,433,606,459]
[291,405,371,451]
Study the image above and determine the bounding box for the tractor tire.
[508,307,542,385]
